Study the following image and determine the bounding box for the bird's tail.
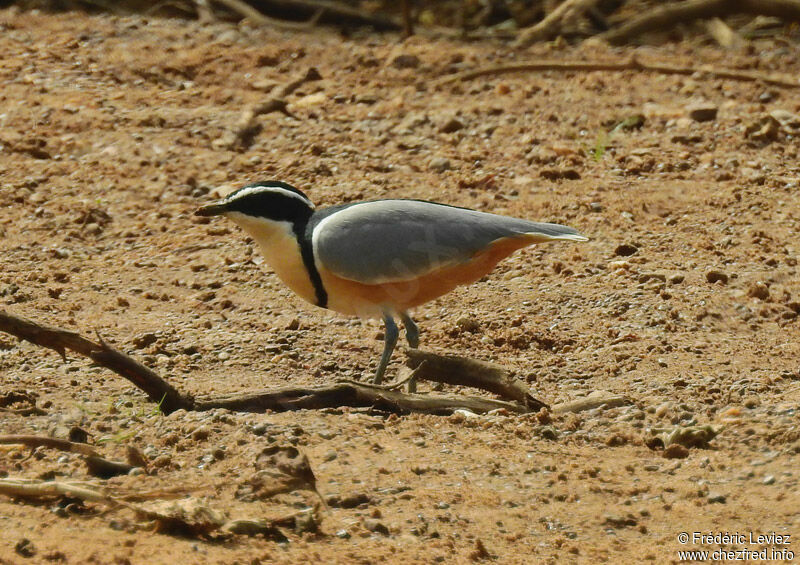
[522,222,588,243]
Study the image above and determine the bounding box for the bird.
[196,181,587,384]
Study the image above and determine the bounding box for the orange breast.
[318,236,536,318]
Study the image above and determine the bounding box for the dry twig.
[0,310,537,415]
[597,0,800,45]
[0,310,191,413]
[216,67,322,150]
[406,349,548,410]
[0,435,136,478]
[435,55,800,89]
[262,0,401,31]
[0,478,315,538]
[552,390,628,413]
[208,0,323,29]
[514,0,600,47]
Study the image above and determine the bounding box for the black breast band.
[293,220,328,308]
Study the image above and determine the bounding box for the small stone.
[152,454,172,468]
[539,168,581,180]
[15,538,36,558]
[294,510,318,534]
[439,117,465,133]
[391,54,420,69]
[707,492,727,504]
[191,426,210,441]
[745,116,780,142]
[363,518,390,536]
[687,103,718,122]
[132,332,158,349]
[429,157,451,172]
[668,273,685,284]
[217,351,230,361]
[614,243,638,257]
[327,493,370,509]
[286,318,300,330]
[663,444,690,459]
[759,90,778,103]
[469,539,492,561]
[603,514,637,528]
[608,260,631,271]
[763,475,776,485]
[655,402,673,418]
[706,270,728,284]
[335,529,351,539]
[455,317,481,333]
[747,282,769,300]
[84,222,102,235]
[538,426,558,441]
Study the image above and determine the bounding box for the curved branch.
[0,310,535,416]
[436,57,800,89]
[598,0,800,45]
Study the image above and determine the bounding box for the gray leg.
[400,312,419,349]
[374,313,398,384]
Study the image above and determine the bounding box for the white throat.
[226,212,318,306]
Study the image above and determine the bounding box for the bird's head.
[195,181,315,230]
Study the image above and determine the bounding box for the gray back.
[312,200,584,284]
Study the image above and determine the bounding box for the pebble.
[363,518,390,536]
[132,332,158,349]
[391,54,420,69]
[707,492,727,504]
[687,103,718,122]
[217,351,230,361]
[747,282,769,300]
[538,426,558,441]
[429,157,451,172]
[706,270,728,284]
[614,243,638,257]
[539,167,581,181]
[763,475,776,485]
[328,493,370,509]
[439,117,465,133]
[603,514,638,528]
[655,402,673,418]
[668,273,685,284]
[15,538,36,558]
[663,444,689,459]
[191,426,210,441]
[456,316,481,333]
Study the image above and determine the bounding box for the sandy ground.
[1,8,799,564]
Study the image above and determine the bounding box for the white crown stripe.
[225,185,315,208]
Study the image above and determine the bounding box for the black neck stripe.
[293,219,327,308]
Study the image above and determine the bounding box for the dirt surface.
[1,8,800,564]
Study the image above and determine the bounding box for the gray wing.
[312,200,586,284]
